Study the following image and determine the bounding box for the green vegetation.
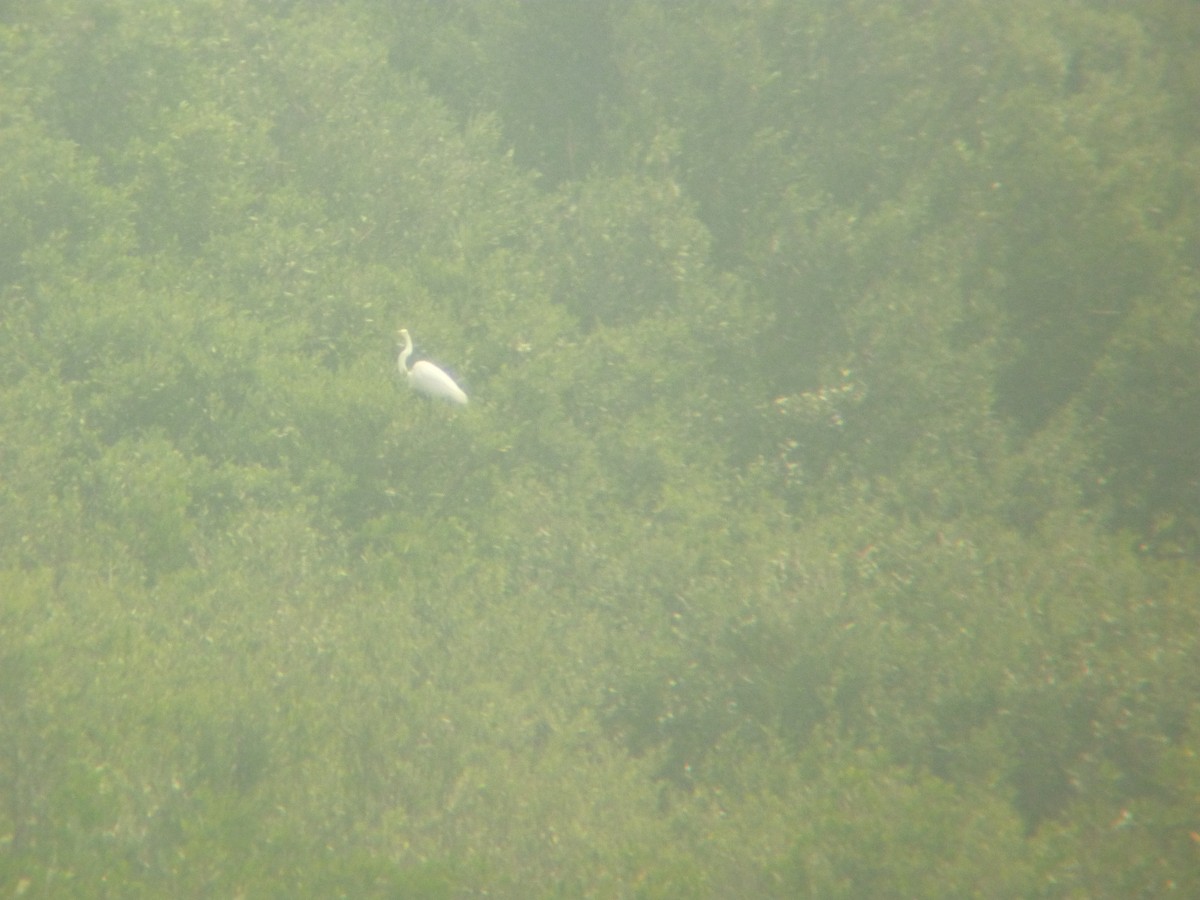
[2,1,1198,895]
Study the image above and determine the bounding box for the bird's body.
[397,328,467,405]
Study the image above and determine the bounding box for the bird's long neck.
[398,333,413,372]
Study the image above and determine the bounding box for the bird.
[397,328,468,405]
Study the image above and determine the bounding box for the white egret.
[397,328,468,405]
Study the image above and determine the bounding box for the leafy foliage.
[1,1,1198,896]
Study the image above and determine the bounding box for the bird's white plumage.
[397,328,467,405]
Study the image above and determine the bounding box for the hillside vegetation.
[2,2,1198,896]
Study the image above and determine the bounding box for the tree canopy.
[2,1,1198,895]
